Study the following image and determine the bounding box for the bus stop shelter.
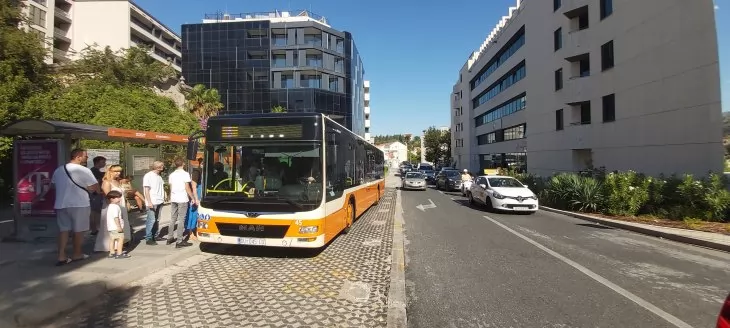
[0,119,189,242]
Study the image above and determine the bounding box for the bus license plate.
[238,237,266,246]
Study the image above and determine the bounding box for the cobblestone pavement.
[50,189,398,328]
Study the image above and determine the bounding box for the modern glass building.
[181,10,366,136]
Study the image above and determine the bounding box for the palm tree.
[271,105,287,113]
[183,84,224,129]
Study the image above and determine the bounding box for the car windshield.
[445,171,460,177]
[406,172,423,179]
[488,177,524,188]
[202,143,323,205]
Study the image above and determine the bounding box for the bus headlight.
[299,226,318,234]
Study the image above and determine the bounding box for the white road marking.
[483,215,694,328]
[0,220,13,224]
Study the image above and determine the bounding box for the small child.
[106,190,131,259]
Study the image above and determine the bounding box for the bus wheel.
[343,199,355,234]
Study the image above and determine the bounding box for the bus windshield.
[202,142,323,209]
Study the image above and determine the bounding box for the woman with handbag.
[94,165,132,253]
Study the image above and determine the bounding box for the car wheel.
[484,196,494,212]
[468,192,474,205]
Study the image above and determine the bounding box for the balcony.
[53,27,70,42]
[561,0,589,18]
[564,29,590,61]
[364,106,370,115]
[54,9,71,23]
[52,48,70,63]
[563,75,591,105]
[365,119,371,128]
[130,18,181,57]
[364,93,370,101]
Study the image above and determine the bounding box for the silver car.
[401,172,427,191]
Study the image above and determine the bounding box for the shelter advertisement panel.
[15,140,62,216]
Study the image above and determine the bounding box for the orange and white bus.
[188,113,385,248]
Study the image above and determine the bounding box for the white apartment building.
[451,0,723,177]
[377,141,408,168]
[22,0,181,71]
[364,80,372,143]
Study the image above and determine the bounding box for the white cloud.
[715,5,720,10]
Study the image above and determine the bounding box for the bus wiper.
[201,196,242,205]
[282,199,304,210]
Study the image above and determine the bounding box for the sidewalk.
[542,206,730,252]
[0,205,202,328]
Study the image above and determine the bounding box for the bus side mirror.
[186,139,199,161]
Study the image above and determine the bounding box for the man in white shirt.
[51,148,100,266]
[143,161,166,245]
[167,158,197,248]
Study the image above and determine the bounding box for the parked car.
[435,169,461,191]
[401,171,427,191]
[467,175,538,213]
[718,292,730,328]
[422,170,436,184]
[417,163,434,172]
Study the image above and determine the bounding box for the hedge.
[503,168,730,223]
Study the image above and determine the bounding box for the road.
[402,185,730,328]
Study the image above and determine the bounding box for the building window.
[304,34,322,47]
[329,77,339,91]
[600,0,613,20]
[335,39,344,53]
[474,93,526,127]
[554,0,561,11]
[602,94,615,122]
[306,54,322,67]
[28,6,46,27]
[472,61,526,109]
[554,28,562,51]
[334,58,344,73]
[578,12,589,30]
[470,27,525,90]
[281,75,294,89]
[272,34,287,46]
[272,54,286,67]
[556,109,564,130]
[476,124,525,145]
[301,74,321,88]
[503,124,526,141]
[601,41,614,71]
[555,69,563,91]
[579,57,590,77]
[580,102,591,124]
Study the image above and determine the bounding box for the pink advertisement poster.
[15,140,61,216]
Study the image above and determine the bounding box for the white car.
[467,175,538,213]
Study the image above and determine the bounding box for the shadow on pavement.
[40,285,143,328]
[199,241,327,259]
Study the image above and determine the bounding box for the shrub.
[543,173,603,213]
[601,171,650,216]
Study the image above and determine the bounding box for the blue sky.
[135,0,729,136]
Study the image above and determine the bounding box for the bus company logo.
[239,224,265,232]
[243,212,261,218]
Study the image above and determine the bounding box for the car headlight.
[492,191,505,199]
[530,195,538,200]
[299,226,318,234]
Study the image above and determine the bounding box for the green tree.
[271,105,287,113]
[59,45,176,87]
[0,0,52,195]
[183,84,223,129]
[423,127,451,165]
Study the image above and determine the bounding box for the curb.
[13,244,201,327]
[386,188,407,328]
[541,206,730,253]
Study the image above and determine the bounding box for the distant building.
[181,10,367,137]
[376,141,407,168]
[451,0,722,176]
[21,0,182,70]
